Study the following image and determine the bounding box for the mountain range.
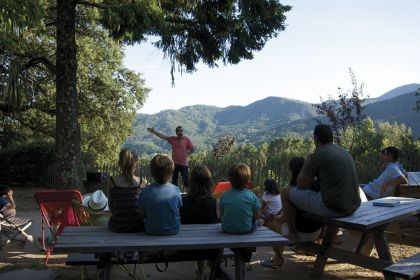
[125,84,420,154]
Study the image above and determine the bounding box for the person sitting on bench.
[361,146,408,199]
[281,124,361,244]
[0,184,16,218]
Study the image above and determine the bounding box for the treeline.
[184,118,420,191]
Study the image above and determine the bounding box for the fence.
[39,153,420,192]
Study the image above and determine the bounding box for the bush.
[0,144,55,186]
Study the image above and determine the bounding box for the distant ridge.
[372,83,420,103]
[126,85,420,154]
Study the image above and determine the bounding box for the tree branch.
[24,57,56,73]
[77,1,106,9]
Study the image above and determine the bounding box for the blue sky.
[123,0,420,114]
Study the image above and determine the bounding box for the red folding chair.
[34,190,85,264]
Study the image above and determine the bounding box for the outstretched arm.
[147,127,170,141]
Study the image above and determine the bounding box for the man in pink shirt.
[147,126,195,188]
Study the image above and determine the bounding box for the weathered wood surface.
[383,253,420,279]
[307,197,420,230]
[55,223,288,254]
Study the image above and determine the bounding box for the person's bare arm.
[219,206,223,219]
[253,207,261,220]
[147,127,170,141]
[5,190,16,209]
[296,173,314,189]
[380,175,408,197]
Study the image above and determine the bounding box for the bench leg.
[209,249,224,280]
[311,225,339,278]
[97,252,112,280]
[234,250,245,280]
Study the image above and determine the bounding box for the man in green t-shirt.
[281,124,361,242]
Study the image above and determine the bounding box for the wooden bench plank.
[55,224,288,254]
[383,253,420,279]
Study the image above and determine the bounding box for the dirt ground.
[0,186,419,279]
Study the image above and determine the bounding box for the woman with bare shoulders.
[107,148,145,232]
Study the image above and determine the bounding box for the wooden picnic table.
[54,223,288,280]
[301,197,420,278]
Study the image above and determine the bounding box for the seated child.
[219,163,260,234]
[137,154,182,235]
[259,179,281,225]
[0,184,16,218]
[108,148,144,232]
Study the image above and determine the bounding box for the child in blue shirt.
[137,154,182,235]
[219,163,261,234]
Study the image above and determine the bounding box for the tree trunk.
[55,0,82,189]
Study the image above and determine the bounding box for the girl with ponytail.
[107,148,145,232]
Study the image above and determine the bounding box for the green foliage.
[0,143,54,186]
[0,3,149,165]
[314,68,366,145]
[212,136,236,159]
[341,118,420,182]
[100,0,291,82]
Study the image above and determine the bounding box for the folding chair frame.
[0,213,39,250]
[34,189,83,264]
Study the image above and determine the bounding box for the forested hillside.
[125,86,420,154]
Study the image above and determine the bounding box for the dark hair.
[0,184,11,196]
[288,157,305,186]
[382,146,399,161]
[263,179,280,195]
[176,126,183,131]
[314,124,333,144]
[150,154,174,184]
[228,163,251,190]
[188,165,213,199]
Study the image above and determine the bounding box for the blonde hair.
[150,154,174,184]
[229,163,251,190]
[118,149,139,184]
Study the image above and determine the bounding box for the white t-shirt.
[261,192,282,215]
[363,162,405,199]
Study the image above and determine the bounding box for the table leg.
[372,226,393,262]
[355,232,374,256]
[311,225,339,278]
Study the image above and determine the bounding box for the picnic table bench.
[55,223,288,280]
[383,252,420,280]
[299,197,420,278]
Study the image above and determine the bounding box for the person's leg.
[179,165,189,188]
[264,219,285,267]
[172,165,180,186]
[281,187,299,243]
[271,246,285,266]
[3,208,16,218]
[288,188,342,218]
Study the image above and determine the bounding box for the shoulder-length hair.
[288,157,305,186]
[188,165,213,199]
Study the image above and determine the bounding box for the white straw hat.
[82,190,109,212]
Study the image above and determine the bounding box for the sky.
[123,0,420,114]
